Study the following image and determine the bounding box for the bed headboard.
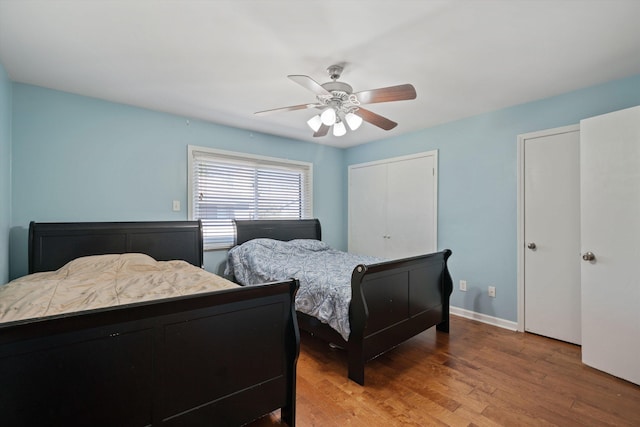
[29,221,204,273]
[233,219,321,246]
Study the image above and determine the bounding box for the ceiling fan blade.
[255,103,321,115]
[313,124,330,137]
[354,84,417,105]
[288,75,331,96]
[355,108,398,131]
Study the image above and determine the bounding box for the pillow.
[57,253,157,276]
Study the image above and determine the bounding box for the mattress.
[225,238,383,340]
[0,253,238,323]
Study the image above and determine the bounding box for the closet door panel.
[349,163,387,257]
[386,155,436,258]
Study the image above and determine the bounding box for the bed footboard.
[0,280,299,427]
[348,249,452,385]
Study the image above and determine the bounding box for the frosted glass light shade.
[320,108,337,125]
[345,112,363,130]
[307,115,322,132]
[333,121,347,136]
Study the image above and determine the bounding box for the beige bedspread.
[0,253,239,323]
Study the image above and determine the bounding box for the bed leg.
[436,319,450,333]
[348,363,365,386]
[347,349,365,386]
[282,404,295,427]
[346,336,366,385]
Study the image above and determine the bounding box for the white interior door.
[522,126,581,344]
[580,105,640,385]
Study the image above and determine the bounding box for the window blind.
[189,147,313,249]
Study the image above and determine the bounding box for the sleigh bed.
[0,221,299,427]
[227,219,453,385]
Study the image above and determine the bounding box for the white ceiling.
[1,0,640,148]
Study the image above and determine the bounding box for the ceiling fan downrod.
[326,64,343,81]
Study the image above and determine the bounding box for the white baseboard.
[450,306,518,331]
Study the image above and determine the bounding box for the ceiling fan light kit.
[320,108,337,126]
[255,64,417,138]
[333,120,347,137]
[345,112,363,131]
[306,115,323,132]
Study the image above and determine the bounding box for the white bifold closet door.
[348,151,437,259]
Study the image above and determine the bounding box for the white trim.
[188,145,313,168]
[451,306,518,331]
[347,150,438,169]
[516,124,579,333]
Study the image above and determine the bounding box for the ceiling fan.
[255,64,417,137]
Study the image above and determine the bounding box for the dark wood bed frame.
[233,219,453,386]
[0,221,299,427]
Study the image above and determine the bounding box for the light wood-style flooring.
[249,315,640,426]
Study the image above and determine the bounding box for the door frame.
[516,124,579,333]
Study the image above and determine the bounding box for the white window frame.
[188,145,313,250]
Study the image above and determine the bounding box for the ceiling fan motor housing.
[322,81,352,94]
[318,81,360,114]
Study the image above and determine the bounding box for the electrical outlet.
[172,200,181,211]
[459,280,467,292]
[488,286,496,298]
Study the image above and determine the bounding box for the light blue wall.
[345,73,640,322]
[10,84,345,279]
[8,74,640,322]
[0,63,11,283]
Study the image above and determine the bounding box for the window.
[188,146,313,249]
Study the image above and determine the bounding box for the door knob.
[582,251,596,261]
[527,242,536,250]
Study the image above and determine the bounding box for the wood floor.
[249,315,640,426]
